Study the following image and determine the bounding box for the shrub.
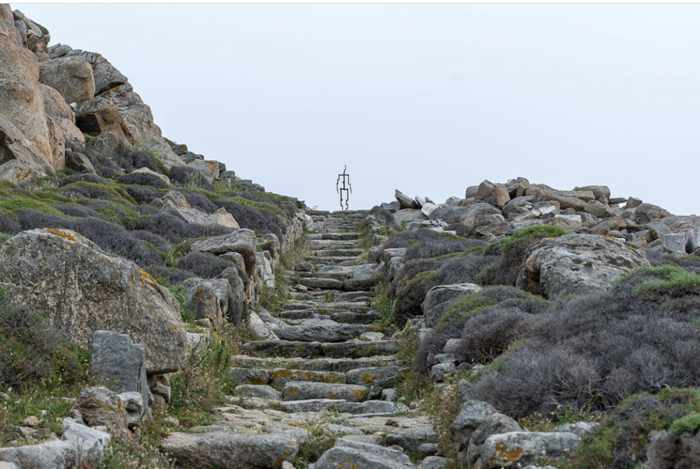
[458,306,533,363]
[118,172,170,189]
[670,413,700,435]
[183,191,218,213]
[293,418,336,467]
[214,198,286,240]
[132,210,231,243]
[560,388,700,469]
[176,251,231,279]
[466,265,700,419]
[169,166,213,191]
[56,203,101,218]
[169,326,239,427]
[0,208,20,234]
[0,290,89,390]
[383,228,482,261]
[479,224,567,286]
[125,184,162,204]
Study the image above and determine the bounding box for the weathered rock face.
[476,431,581,468]
[191,229,257,276]
[182,277,233,327]
[0,9,61,180]
[312,438,416,469]
[422,283,482,328]
[0,229,188,373]
[39,55,96,104]
[517,233,649,298]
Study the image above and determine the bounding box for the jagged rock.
[0,115,55,183]
[182,277,233,326]
[74,386,129,440]
[61,418,110,466]
[233,384,281,400]
[475,180,510,208]
[12,9,50,56]
[256,250,275,288]
[161,190,239,229]
[430,362,455,382]
[476,431,580,468]
[90,330,150,416]
[162,431,298,469]
[119,391,146,428]
[312,438,415,469]
[634,202,672,224]
[40,84,84,146]
[395,189,419,209]
[247,311,278,340]
[574,185,611,203]
[0,229,188,373]
[517,233,649,298]
[422,283,482,327]
[191,229,257,276]
[49,45,127,95]
[452,399,498,448]
[39,55,95,104]
[394,209,427,227]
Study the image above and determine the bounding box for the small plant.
[670,413,700,435]
[632,264,700,297]
[168,285,194,323]
[292,417,336,467]
[369,282,395,334]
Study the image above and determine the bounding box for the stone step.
[230,355,398,373]
[283,301,370,313]
[296,277,344,290]
[241,339,398,359]
[229,367,346,388]
[278,310,379,324]
[307,240,361,250]
[274,319,370,342]
[282,381,369,401]
[309,248,364,257]
[307,256,359,266]
[306,232,361,241]
[290,290,371,302]
[277,399,405,415]
[345,366,403,387]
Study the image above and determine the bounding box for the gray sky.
[20,4,700,212]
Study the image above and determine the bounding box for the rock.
[161,431,299,469]
[61,418,111,466]
[394,209,427,227]
[0,440,76,469]
[420,456,448,469]
[634,202,672,224]
[421,202,438,218]
[119,166,171,187]
[233,384,281,400]
[90,330,150,416]
[118,391,146,428]
[39,56,95,104]
[475,180,510,208]
[191,229,257,276]
[574,185,611,203]
[161,190,239,229]
[517,233,649,298]
[359,331,385,342]
[256,250,275,289]
[282,381,369,401]
[477,431,580,468]
[0,229,188,373]
[50,46,127,95]
[311,438,415,469]
[429,203,504,233]
[395,190,419,209]
[452,399,498,447]
[423,283,482,327]
[148,374,172,404]
[430,362,455,382]
[22,416,40,428]
[554,421,599,437]
[275,318,368,343]
[40,85,84,146]
[64,146,95,173]
[346,366,402,387]
[466,413,522,466]
[182,277,232,327]
[220,266,247,325]
[248,311,278,340]
[187,159,221,183]
[74,386,129,440]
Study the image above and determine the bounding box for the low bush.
[125,184,162,204]
[466,265,700,419]
[176,251,231,279]
[214,198,286,241]
[559,388,700,469]
[183,191,218,213]
[458,306,533,363]
[383,228,482,260]
[132,210,231,243]
[169,166,213,191]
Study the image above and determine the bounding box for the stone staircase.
[223,210,442,468]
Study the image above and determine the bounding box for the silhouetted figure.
[336,165,352,211]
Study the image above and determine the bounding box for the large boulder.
[517,233,649,298]
[476,431,581,469]
[474,180,510,208]
[161,190,239,229]
[312,438,415,469]
[39,55,96,104]
[0,229,188,373]
[181,277,233,326]
[73,386,129,440]
[49,45,127,95]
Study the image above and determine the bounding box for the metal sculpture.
[336,165,352,211]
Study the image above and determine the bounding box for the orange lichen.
[139,269,159,288]
[495,441,524,462]
[46,228,76,242]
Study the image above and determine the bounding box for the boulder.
[161,431,299,469]
[49,46,127,95]
[220,266,247,325]
[452,399,498,447]
[0,440,76,469]
[517,233,649,298]
[466,413,522,466]
[12,9,50,56]
[422,283,482,327]
[90,330,150,415]
[186,159,221,183]
[161,190,239,229]
[634,202,672,224]
[256,250,275,289]
[191,229,257,276]
[73,386,129,440]
[40,85,84,146]
[476,431,581,468]
[119,166,171,188]
[311,438,415,469]
[247,311,278,340]
[574,185,611,203]
[182,277,233,327]
[0,229,188,373]
[61,418,111,466]
[39,56,95,104]
[475,180,510,208]
[395,189,419,209]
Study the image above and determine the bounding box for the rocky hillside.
[1,4,700,469]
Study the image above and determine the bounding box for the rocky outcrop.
[0,228,188,373]
[517,233,649,298]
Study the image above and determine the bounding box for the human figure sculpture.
[336,165,352,211]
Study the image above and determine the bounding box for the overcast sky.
[19,4,700,212]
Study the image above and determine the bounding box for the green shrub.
[670,413,700,435]
[499,224,567,251]
[632,264,700,297]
